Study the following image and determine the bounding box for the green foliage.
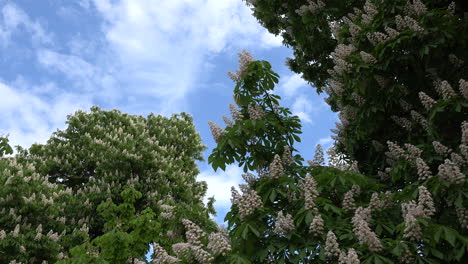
[59,188,161,263]
[1,107,218,262]
[209,14,468,259]
[0,136,13,157]
[0,155,88,263]
[209,60,303,173]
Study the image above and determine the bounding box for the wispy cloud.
[0,3,53,46]
[0,81,92,149]
[278,73,308,98]
[291,96,315,123]
[317,137,333,146]
[86,0,283,113]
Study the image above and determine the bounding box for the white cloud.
[291,96,314,123]
[0,3,53,46]
[87,0,283,112]
[278,73,308,97]
[36,49,121,104]
[198,164,243,211]
[0,81,92,149]
[260,31,283,47]
[37,49,95,81]
[317,137,333,146]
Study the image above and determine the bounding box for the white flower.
[274,211,295,235]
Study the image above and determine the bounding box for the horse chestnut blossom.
[208,121,224,143]
[227,50,255,82]
[247,104,266,120]
[418,91,436,110]
[281,146,294,166]
[309,214,324,236]
[338,248,360,264]
[352,207,382,252]
[401,186,436,240]
[230,185,263,219]
[415,158,432,180]
[325,231,341,259]
[459,79,468,99]
[435,80,457,100]
[308,144,324,166]
[207,231,231,256]
[229,103,243,121]
[182,219,205,247]
[300,174,319,211]
[152,243,179,264]
[269,154,284,179]
[343,185,360,211]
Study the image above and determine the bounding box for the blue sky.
[0,0,338,223]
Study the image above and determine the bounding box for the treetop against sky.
[0,0,337,222]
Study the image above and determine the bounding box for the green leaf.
[248,224,260,237]
[443,227,457,247]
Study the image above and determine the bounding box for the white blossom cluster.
[230,185,263,219]
[241,172,256,185]
[325,231,341,259]
[437,159,465,184]
[160,204,175,220]
[352,93,365,106]
[410,110,428,130]
[308,144,324,166]
[281,146,294,166]
[432,141,452,157]
[460,79,468,99]
[182,219,205,246]
[222,115,234,127]
[227,50,255,82]
[362,0,378,25]
[360,51,377,64]
[385,141,423,165]
[369,191,392,212]
[274,211,295,235]
[456,207,468,229]
[462,121,468,145]
[247,104,266,120]
[327,146,352,171]
[366,31,388,46]
[343,185,361,211]
[207,230,231,256]
[434,80,457,99]
[152,243,179,264]
[338,248,360,264]
[229,103,244,121]
[384,26,400,40]
[163,224,231,263]
[395,15,424,33]
[406,0,427,17]
[269,154,284,178]
[352,207,382,252]
[309,214,324,236]
[300,174,319,211]
[330,44,356,74]
[208,121,224,143]
[401,186,435,240]
[295,0,325,16]
[418,91,436,110]
[172,242,214,264]
[415,157,432,180]
[0,158,76,261]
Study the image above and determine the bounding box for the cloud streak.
[88,0,283,113]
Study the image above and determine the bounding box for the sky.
[0,0,338,223]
